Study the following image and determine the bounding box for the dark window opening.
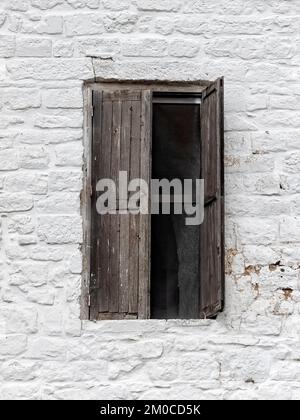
[151,96,201,319]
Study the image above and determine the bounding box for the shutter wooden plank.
[119,101,131,313]
[138,90,152,319]
[103,90,142,101]
[128,99,141,314]
[98,313,138,320]
[90,90,102,320]
[108,100,121,312]
[90,88,152,320]
[199,78,224,318]
[98,99,113,312]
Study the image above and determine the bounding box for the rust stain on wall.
[244,265,261,276]
[225,248,238,275]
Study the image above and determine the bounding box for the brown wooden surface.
[119,101,131,313]
[199,78,224,318]
[109,100,121,312]
[90,89,151,320]
[89,80,223,321]
[138,90,152,319]
[98,100,112,313]
[90,90,102,320]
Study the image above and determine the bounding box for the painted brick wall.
[0,0,300,400]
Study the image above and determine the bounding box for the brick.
[220,348,271,382]
[17,129,82,145]
[175,18,207,35]
[0,194,33,213]
[179,354,219,381]
[283,152,300,174]
[27,287,56,305]
[29,245,64,262]
[16,38,52,57]
[226,196,291,217]
[4,308,38,334]
[65,318,82,337]
[43,88,82,109]
[6,244,28,260]
[21,16,64,35]
[122,39,168,57]
[38,215,82,244]
[18,236,37,245]
[66,0,100,8]
[280,216,300,242]
[34,113,83,129]
[26,337,66,360]
[225,154,275,174]
[0,149,19,171]
[48,170,82,192]
[19,146,49,169]
[0,12,6,28]
[0,360,39,381]
[53,41,74,57]
[39,306,63,336]
[0,335,27,356]
[236,218,279,245]
[103,12,138,33]
[35,193,80,214]
[155,18,174,35]
[0,384,40,400]
[0,35,15,58]
[31,0,63,9]
[65,14,104,36]
[270,95,300,111]
[181,0,268,15]
[136,0,181,12]
[7,59,93,81]
[5,173,48,195]
[54,142,83,167]
[76,38,120,57]
[251,131,296,154]
[258,111,300,129]
[247,95,268,112]
[2,89,41,110]
[69,250,82,274]
[205,37,293,60]
[246,63,298,83]
[9,1,29,12]
[169,39,199,58]
[102,0,130,10]
[271,361,300,381]
[7,215,35,235]
[225,132,252,154]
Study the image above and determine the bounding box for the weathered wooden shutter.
[199,78,224,318]
[90,89,151,320]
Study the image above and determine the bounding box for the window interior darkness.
[151,94,201,319]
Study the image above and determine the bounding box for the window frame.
[81,80,223,320]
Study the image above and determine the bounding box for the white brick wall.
[0,0,300,400]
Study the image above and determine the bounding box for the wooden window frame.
[81,80,224,320]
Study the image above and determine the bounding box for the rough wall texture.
[0,0,300,400]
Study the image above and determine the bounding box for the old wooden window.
[85,79,224,320]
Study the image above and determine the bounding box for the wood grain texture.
[90,88,151,320]
[128,99,141,314]
[199,79,224,318]
[138,90,152,319]
[98,99,113,312]
[119,101,131,313]
[90,90,102,320]
[109,100,121,312]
